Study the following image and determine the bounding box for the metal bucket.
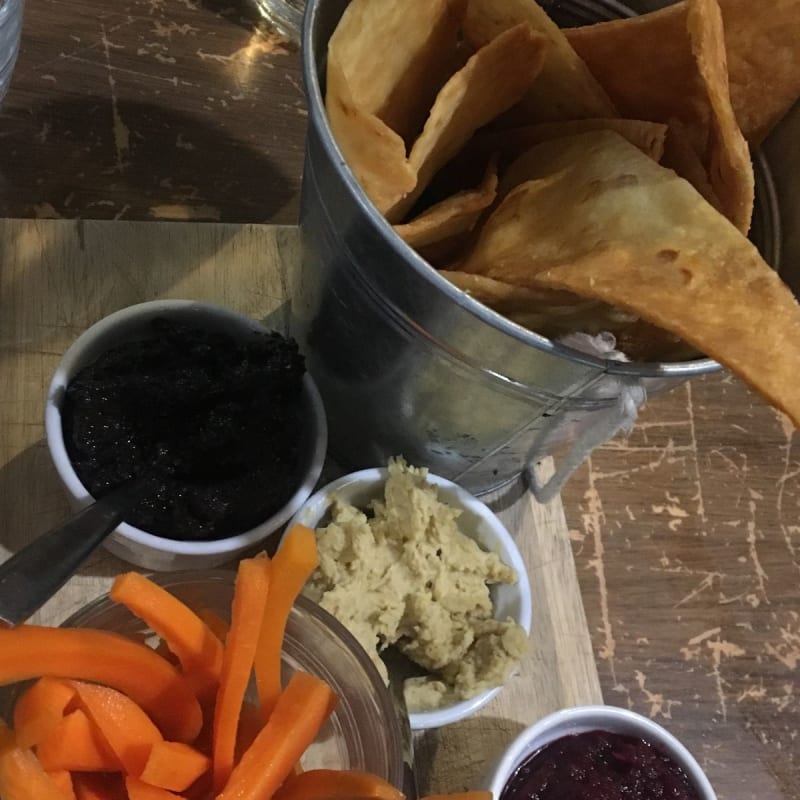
[295,0,785,495]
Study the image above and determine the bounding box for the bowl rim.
[287,465,533,730]
[45,299,328,556]
[487,704,717,800]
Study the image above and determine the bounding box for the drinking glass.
[254,0,304,40]
[0,0,23,104]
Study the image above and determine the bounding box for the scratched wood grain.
[4,1,799,796]
[0,218,602,793]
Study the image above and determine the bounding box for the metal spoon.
[0,479,149,626]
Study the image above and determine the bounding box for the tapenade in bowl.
[486,705,716,800]
[45,300,327,571]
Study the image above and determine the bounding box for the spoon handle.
[0,482,144,626]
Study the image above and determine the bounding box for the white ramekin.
[288,466,533,730]
[486,705,716,800]
[45,299,327,571]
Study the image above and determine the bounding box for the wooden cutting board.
[0,218,601,794]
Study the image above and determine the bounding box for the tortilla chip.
[469,119,668,167]
[566,0,800,145]
[687,0,754,233]
[328,0,468,142]
[459,131,800,425]
[425,119,666,212]
[437,271,681,350]
[394,158,498,249]
[662,118,723,213]
[325,55,416,215]
[495,123,670,201]
[417,234,476,269]
[385,22,547,222]
[440,270,582,309]
[463,0,617,122]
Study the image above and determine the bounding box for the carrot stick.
[212,555,272,792]
[0,626,202,743]
[0,625,203,742]
[196,608,229,644]
[70,680,163,777]
[47,770,76,800]
[0,720,74,800]
[139,741,211,792]
[274,770,404,800]
[254,524,319,721]
[36,709,121,772]
[125,775,186,800]
[110,573,224,702]
[13,676,76,748]
[47,770,77,800]
[72,773,127,800]
[235,701,264,763]
[217,671,337,800]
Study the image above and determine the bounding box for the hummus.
[304,458,528,712]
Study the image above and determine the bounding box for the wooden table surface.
[1,1,798,798]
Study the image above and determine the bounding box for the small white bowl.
[486,705,716,800]
[45,300,327,572]
[287,466,533,730]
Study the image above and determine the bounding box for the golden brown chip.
[495,123,669,201]
[328,0,468,142]
[439,270,582,310]
[566,0,800,145]
[687,0,754,233]
[394,158,498,249]
[385,23,547,223]
[325,55,416,215]
[438,271,673,347]
[458,131,800,425]
[463,0,617,122]
[468,118,668,167]
[661,118,723,213]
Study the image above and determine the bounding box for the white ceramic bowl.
[287,467,533,730]
[486,705,716,800]
[45,300,327,572]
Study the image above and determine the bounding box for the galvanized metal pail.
[294,0,786,495]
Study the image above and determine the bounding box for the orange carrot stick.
[254,524,319,721]
[13,676,76,748]
[70,680,163,777]
[47,770,76,800]
[125,775,186,800]
[235,701,264,763]
[139,740,211,792]
[0,626,202,743]
[110,572,224,702]
[36,709,121,772]
[0,720,72,800]
[196,608,229,644]
[217,671,337,800]
[274,769,405,800]
[212,555,272,792]
[72,772,127,800]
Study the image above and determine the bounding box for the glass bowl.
[0,570,405,786]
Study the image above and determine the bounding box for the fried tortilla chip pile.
[324,0,800,426]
